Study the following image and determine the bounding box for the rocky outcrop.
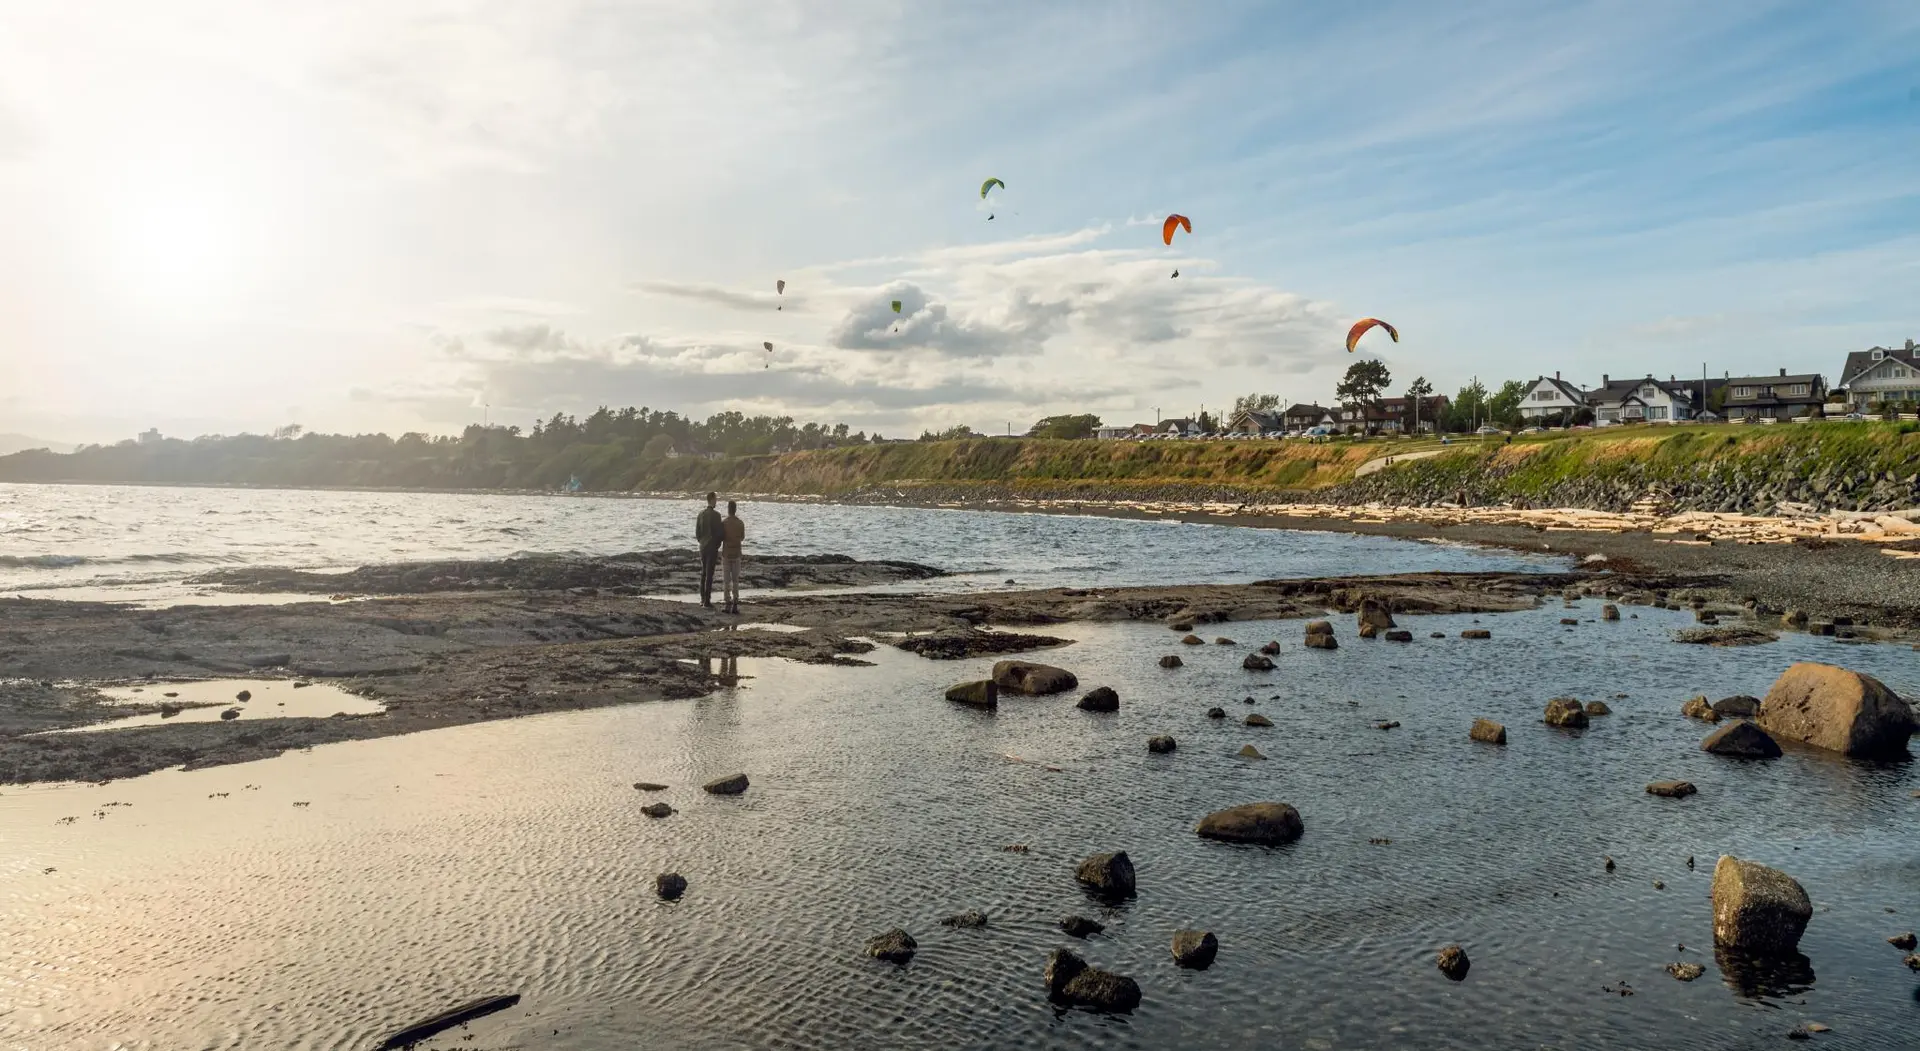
[1195,802,1303,845]
[895,630,1071,660]
[1469,718,1507,744]
[1647,780,1697,798]
[1077,686,1119,712]
[1436,944,1470,981]
[945,680,998,709]
[1059,915,1104,938]
[866,928,917,964]
[1702,720,1782,759]
[1159,655,1183,669]
[1713,856,1812,953]
[1675,626,1778,647]
[1543,698,1589,729]
[1713,695,1761,718]
[656,872,687,900]
[1682,695,1721,722]
[992,661,1078,696]
[1584,700,1612,716]
[1171,929,1218,969]
[702,772,750,795]
[1242,653,1275,671]
[1147,735,1177,754]
[1075,852,1136,896]
[1043,949,1141,1013]
[1757,662,1915,758]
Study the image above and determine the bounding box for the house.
[138,428,163,445]
[1519,374,1588,422]
[1227,409,1284,435]
[1360,395,1452,434]
[1720,369,1827,421]
[1093,425,1130,440]
[1281,404,1339,431]
[1586,374,1695,424]
[1835,340,1920,410]
[1159,417,1202,437]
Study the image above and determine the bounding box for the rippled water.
[0,483,1561,602]
[4,602,1917,1050]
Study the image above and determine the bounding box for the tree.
[1027,413,1102,439]
[1335,360,1392,415]
[1231,393,1282,418]
[919,425,981,442]
[1404,377,1434,433]
[1196,411,1218,433]
[641,434,676,460]
[272,423,304,440]
[1447,379,1489,432]
[1487,380,1529,429]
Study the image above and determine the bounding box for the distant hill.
[0,433,75,456]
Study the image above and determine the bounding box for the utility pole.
[1700,362,1707,420]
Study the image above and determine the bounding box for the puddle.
[47,678,385,734]
[723,622,809,633]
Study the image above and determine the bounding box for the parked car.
[1474,425,1504,435]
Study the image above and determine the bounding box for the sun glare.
[105,184,264,314]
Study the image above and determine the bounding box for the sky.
[0,0,1916,445]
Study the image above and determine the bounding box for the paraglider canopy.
[1162,214,1191,246]
[763,341,773,352]
[890,300,903,314]
[980,177,1004,199]
[776,279,785,294]
[1345,318,1399,353]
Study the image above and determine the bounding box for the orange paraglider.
[1161,214,1191,246]
[1346,318,1399,353]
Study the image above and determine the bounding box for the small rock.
[1561,618,1579,626]
[1375,720,1400,730]
[1305,634,1338,650]
[702,773,750,795]
[1245,713,1273,728]
[1074,851,1136,896]
[1304,620,1333,636]
[1214,637,1235,646]
[1436,944,1470,981]
[1171,929,1218,969]
[1077,686,1119,712]
[940,910,989,928]
[1646,780,1697,798]
[1002,844,1030,853]
[1543,698,1589,728]
[1682,695,1722,722]
[945,680,998,709]
[656,872,687,900]
[1258,641,1281,656]
[219,708,241,721]
[1584,700,1612,716]
[1159,655,1183,669]
[1059,915,1105,938]
[1430,632,1446,638]
[1169,622,1193,632]
[1666,962,1704,981]
[1043,949,1141,1012]
[1712,694,1761,718]
[640,802,674,818]
[1906,953,1920,972]
[1357,622,1379,639]
[1181,634,1205,646]
[1147,735,1177,754]
[866,928,917,964]
[1605,855,1616,872]
[1206,706,1226,719]
[1602,604,1620,621]
[1238,745,1267,760]
[1786,1026,1811,1041]
[1242,653,1275,671]
[1701,720,1782,759]
[235,690,251,702]
[1384,630,1413,642]
[993,660,1078,695]
[1889,932,1917,950]
[1195,802,1303,844]
[1469,718,1507,744]
[633,782,669,791]
[1654,880,1666,890]
[1460,629,1492,639]
[291,681,310,688]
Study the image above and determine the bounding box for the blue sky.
[0,0,1916,442]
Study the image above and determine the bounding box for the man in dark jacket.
[695,491,723,608]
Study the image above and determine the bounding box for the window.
[1787,384,1808,396]
[1649,406,1668,420]
[1733,386,1754,399]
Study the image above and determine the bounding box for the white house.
[1159,418,1202,437]
[1587,374,1695,424]
[1519,374,1587,422]
[1835,340,1920,410]
[1227,409,1283,435]
[1094,425,1131,440]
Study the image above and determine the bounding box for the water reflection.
[1716,946,1817,998]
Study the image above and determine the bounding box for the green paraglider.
[891,300,902,313]
[980,178,1004,199]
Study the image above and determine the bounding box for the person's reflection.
[702,653,740,685]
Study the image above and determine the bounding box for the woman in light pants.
[721,501,745,614]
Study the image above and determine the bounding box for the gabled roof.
[1838,346,1920,388]
[1530,376,1587,402]
[1724,373,1823,388]
[1229,409,1284,429]
[1587,375,1693,405]
[1282,403,1336,417]
[1161,417,1197,430]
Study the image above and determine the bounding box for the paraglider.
[891,300,902,313]
[981,178,1003,220]
[776,279,785,310]
[1170,269,1180,279]
[762,341,773,368]
[1345,318,1399,353]
[1161,214,1190,246]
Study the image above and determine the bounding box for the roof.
[1837,346,1920,388]
[1282,403,1336,417]
[1723,374,1823,389]
[1161,417,1197,430]
[1229,409,1284,429]
[1587,375,1693,405]
[1530,376,1587,401]
[1720,373,1827,408]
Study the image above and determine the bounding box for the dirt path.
[1354,448,1450,477]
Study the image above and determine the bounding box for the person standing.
[695,491,723,608]
[721,500,746,614]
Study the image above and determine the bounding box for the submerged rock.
[1702,720,1782,759]
[992,660,1078,696]
[702,773,750,795]
[1543,698,1589,729]
[655,872,687,900]
[1245,713,1273,728]
[1170,929,1218,969]
[235,689,251,702]
[1384,630,1413,642]
[1674,626,1778,647]
[1460,629,1492,639]
[1713,855,1812,953]
[632,782,669,791]
[1077,686,1119,712]
[1713,695,1761,718]
[1195,802,1303,845]
[1436,944,1470,981]
[945,680,998,709]
[1305,634,1338,650]
[940,910,989,929]
[866,928,917,964]
[640,802,675,818]
[1159,655,1183,669]
[219,708,241,721]
[1886,932,1916,950]
[1238,745,1267,760]
[1074,852,1136,896]
[1259,641,1281,656]
[1181,634,1205,646]
[1059,915,1105,938]
[1469,718,1507,745]
[1147,735,1177,754]
[1757,662,1915,758]
[1646,780,1697,798]
[1043,949,1140,1013]
[1242,653,1275,671]
[1214,637,1235,646]
[1584,700,1612,716]
[1666,962,1704,981]
[1206,706,1227,719]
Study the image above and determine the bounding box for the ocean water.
[2,604,1917,1050]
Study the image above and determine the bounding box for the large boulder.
[992,660,1078,696]
[866,928,917,964]
[1543,698,1589,729]
[1170,929,1218,969]
[1077,686,1118,712]
[1469,718,1507,745]
[1074,852,1136,896]
[1242,653,1275,671]
[1357,597,1396,632]
[702,773,750,795]
[1195,802,1304,845]
[1043,949,1141,1013]
[945,680,998,709]
[1712,856,1812,953]
[1757,662,1915,758]
[1702,720,1782,759]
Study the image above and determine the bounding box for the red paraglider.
[1346,318,1399,353]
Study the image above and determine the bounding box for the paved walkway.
[1353,447,1451,478]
